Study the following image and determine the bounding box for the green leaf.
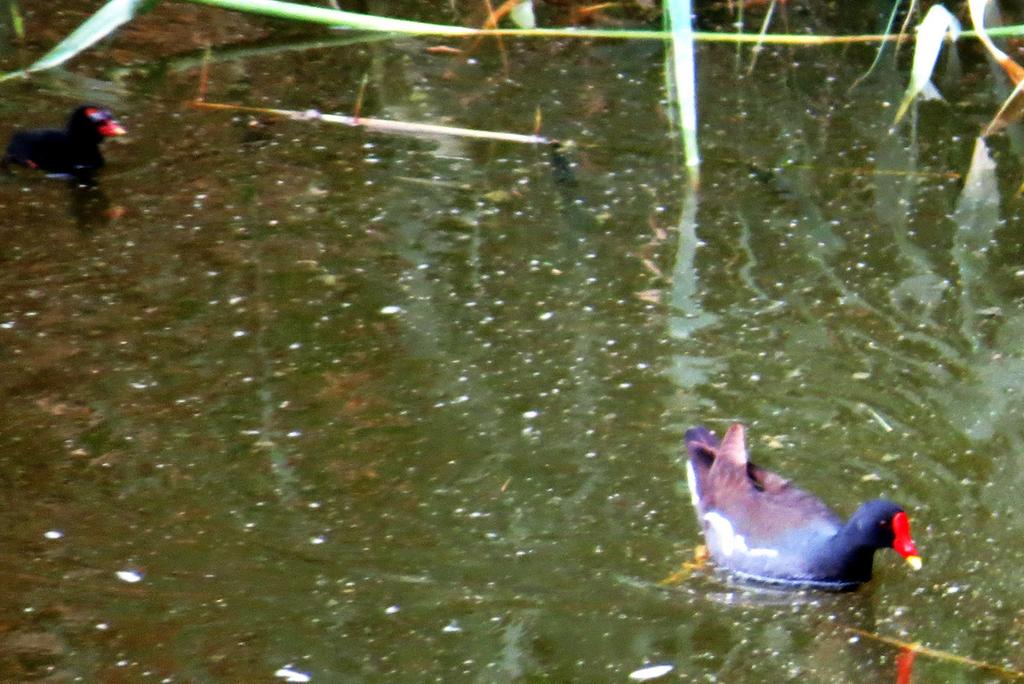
[2,0,150,81]
[894,4,960,124]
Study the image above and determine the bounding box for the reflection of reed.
[847,627,1024,680]
[245,182,301,503]
[667,189,720,390]
[492,613,534,682]
[951,137,999,352]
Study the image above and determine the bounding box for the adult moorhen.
[3,105,125,178]
[685,423,922,590]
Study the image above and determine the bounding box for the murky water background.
[1,2,1023,682]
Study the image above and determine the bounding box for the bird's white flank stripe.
[703,511,779,558]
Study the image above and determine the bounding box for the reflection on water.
[1,4,1024,682]
[67,182,116,231]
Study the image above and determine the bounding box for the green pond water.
[0,2,1022,682]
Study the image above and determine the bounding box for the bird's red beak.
[892,511,922,570]
[98,120,126,137]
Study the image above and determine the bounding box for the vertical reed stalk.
[664,0,700,187]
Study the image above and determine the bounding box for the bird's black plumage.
[3,105,125,179]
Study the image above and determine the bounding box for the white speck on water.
[232,330,248,338]
[44,530,63,540]
[310,536,326,545]
[287,431,302,438]
[95,623,109,631]
[116,570,143,584]
[522,410,539,419]
[380,305,402,315]
[442,620,462,633]
[385,605,400,615]
[1,321,13,329]
[275,666,312,683]
[539,311,554,321]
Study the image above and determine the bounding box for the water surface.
[1,3,1022,682]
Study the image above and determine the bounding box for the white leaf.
[509,1,536,29]
[894,5,961,124]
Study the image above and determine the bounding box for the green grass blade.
[745,0,777,74]
[894,4,960,124]
[664,0,700,185]
[185,0,477,35]
[2,0,150,80]
[848,0,905,91]
[10,1,25,40]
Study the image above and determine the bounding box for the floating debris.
[275,666,311,683]
[628,664,674,681]
[115,570,143,584]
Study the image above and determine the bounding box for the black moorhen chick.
[685,423,922,590]
[3,105,125,178]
